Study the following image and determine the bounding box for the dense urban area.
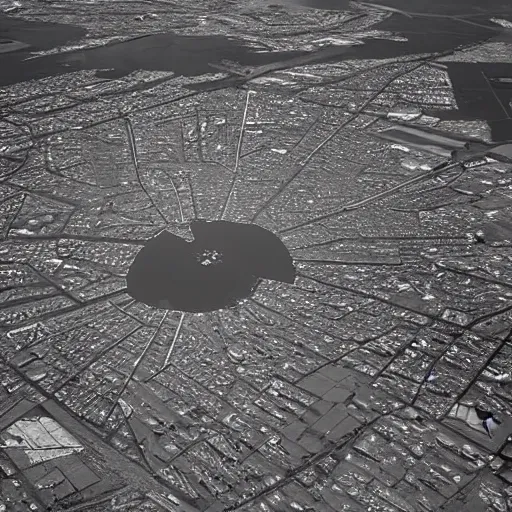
[1,0,512,510]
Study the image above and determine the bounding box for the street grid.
[1,1,512,510]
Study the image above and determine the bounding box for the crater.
[126,220,296,313]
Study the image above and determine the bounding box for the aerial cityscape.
[1,0,512,510]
